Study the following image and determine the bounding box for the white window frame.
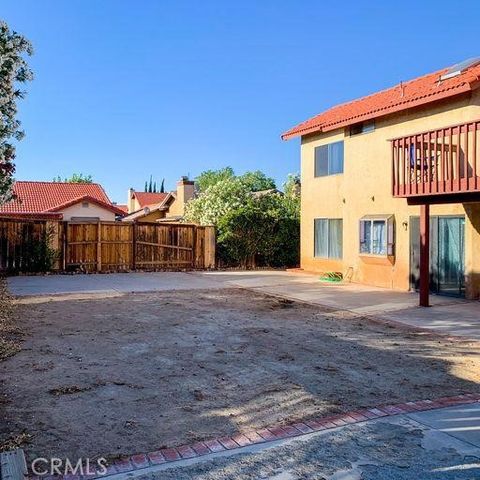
[359,215,395,256]
[314,218,343,259]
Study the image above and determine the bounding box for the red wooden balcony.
[391,120,480,203]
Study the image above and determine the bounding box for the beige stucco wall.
[300,91,480,298]
[60,202,116,222]
[168,181,195,217]
[138,210,166,223]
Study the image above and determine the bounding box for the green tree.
[145,174,159,193]
[283,173,301,197]
[239,170,276,192]
[185,171,299,268]
[195,167,235,192]
[0,21,33,203]
[159,178,165,193]
[217,193,299,267]
[53,173,93,183]
[185,176,250,226]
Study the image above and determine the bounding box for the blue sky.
[2,1,480,203]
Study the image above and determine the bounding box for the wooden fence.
[0,218,215,273]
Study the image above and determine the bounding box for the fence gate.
[65,222,133,272]
[135,223,195,270]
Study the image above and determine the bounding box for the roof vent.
[440,57,480,81]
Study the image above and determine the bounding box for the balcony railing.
[391,120,480,198]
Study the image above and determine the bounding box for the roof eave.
[281,82,476,141]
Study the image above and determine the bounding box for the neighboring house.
[0,181,125,221]
[282,58,480,302]
[115,204,129,214]
[122,176,195,222]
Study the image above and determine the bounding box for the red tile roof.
[0,181,123,216]
[132,191,169,208]
[282,61,480,140]
[115,204,128,213]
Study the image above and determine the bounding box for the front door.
[410,215,465,297]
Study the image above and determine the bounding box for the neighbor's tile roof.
[282,62,480,140]
[132,191,169,208]
[115,204,128,213]
[0,181,117,214]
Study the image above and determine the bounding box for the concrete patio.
[7,270,480,340]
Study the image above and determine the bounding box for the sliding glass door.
[409,215,465,297]
[437,217,465,296]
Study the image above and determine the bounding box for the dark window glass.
[350,120,375,136]
[314,145,329,177]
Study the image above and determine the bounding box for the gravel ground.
[143,418,480,480]
[1,288,479,461]
[0,277,29,452]
[0,277,19,362]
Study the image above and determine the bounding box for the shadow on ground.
[1,288,479,461]
[146,418,480,480]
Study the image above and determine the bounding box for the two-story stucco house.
[283,59,480,304]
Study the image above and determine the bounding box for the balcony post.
[419,204,430,307]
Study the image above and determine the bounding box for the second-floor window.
[349,120,375,136]
[314,141,344,177]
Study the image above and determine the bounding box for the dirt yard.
[1,288,479,461]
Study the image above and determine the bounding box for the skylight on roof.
[440,57,480,81]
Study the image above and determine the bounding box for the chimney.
[127,187,135,213]
[176,176,195,215]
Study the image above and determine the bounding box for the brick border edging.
[29,393,480,480]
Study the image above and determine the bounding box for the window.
[314,219,343,259]
[82,201,89,208]
[359,215,395,256]
[314,141,344,177]
[350,120,375,136]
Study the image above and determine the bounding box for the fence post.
[204,226,216,269]
[62,221,68,271]
[132,222,137,271]
[192,225,197,268]
[96,222,102,272]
